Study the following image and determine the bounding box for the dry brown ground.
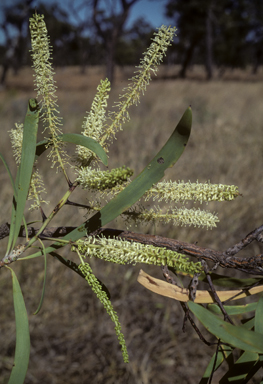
[0,65,263,383]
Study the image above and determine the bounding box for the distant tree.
[0,0,79,85]
[165,0,211,78]
[36,2,78,66]
[245,0,263,74]
[92,0,141,84]
[0,0,34,86]
[115,18,153,66]
[214,0,251,71]
[165,0,253,79]
[65,1,96,73]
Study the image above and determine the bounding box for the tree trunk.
[205,1,213,80]
[179,36,200,78]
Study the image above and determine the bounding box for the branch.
[1,222,263,275]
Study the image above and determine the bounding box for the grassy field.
[0,65,263,383]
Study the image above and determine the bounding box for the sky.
[0,0,174,45]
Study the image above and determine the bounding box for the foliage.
[0,10,262,384]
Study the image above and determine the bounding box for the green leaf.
[241,317,255,329]
[199,272,262,288]
[219,351,259,383]
[200,316,256,383]
[29,107,192,258]
[199,345,234,384]
[33,240,47,315]
[0,152,28,254]
[188,301,263,353]
[7,99,39,254]
[0,152,17,196]
[255,296,263,334]
[35,133,108,165]
[0,151,18,254]
[6,266,30,384]
[208,302,258,316]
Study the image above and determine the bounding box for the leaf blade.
[188,301,263,353]
[35,133,108,165]
[8,99,39,252]
[6,266,30,384]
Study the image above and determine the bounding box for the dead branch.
[1,222,263,275]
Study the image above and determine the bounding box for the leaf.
[200,316,256,383]
[35,133,108,165]
[29,107,192,258]
[33,240,47,315]
[0,153,28,255]
[0,152,17,196]
[199,344,234,384]
[219,351,259,383]
[7,99,39,254]
[255,295,263,334]
[1,151,18,254]
[6,266,30,384]
[199,272,262,288]
[136,270,263,303]
[188,301,263,353]
[208,302,258,316]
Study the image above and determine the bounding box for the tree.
[165,0,210,78]
[245,0,263,74]
[115,18,153,66]
[0,0,34,86]
[214,0,251,70]
[165,0,254,78]
[92,0,140,83]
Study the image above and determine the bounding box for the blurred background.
[0,0,263,85]
[0,1,263,383]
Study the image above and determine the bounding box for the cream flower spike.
[76,79,111,166]
[101,25,177,147]
[29,13,69,179]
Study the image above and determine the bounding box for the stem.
[24,180,79,251]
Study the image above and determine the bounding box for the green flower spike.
[77,257,129,363]
[74,236,202,275]
[77,166,133,191]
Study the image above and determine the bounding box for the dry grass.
[0,65,263,383]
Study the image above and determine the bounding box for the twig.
[161,265,213,346]
[201,260,233,324]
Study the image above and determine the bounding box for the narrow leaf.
[35,133,108,165]
[29,107,192,257]
[208,302,258,316]
[255,296,263,334]
[8,99,39,252]
[136,270,263,303]
[188,301,263,353]
[33,240,47,315]
[200,345,234,384]
[6,266,30,384]
[219,351,259,383]
[1,151,18,254]
[0,152,17,196]
[200,317,256,383]
[199,273,262,288]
